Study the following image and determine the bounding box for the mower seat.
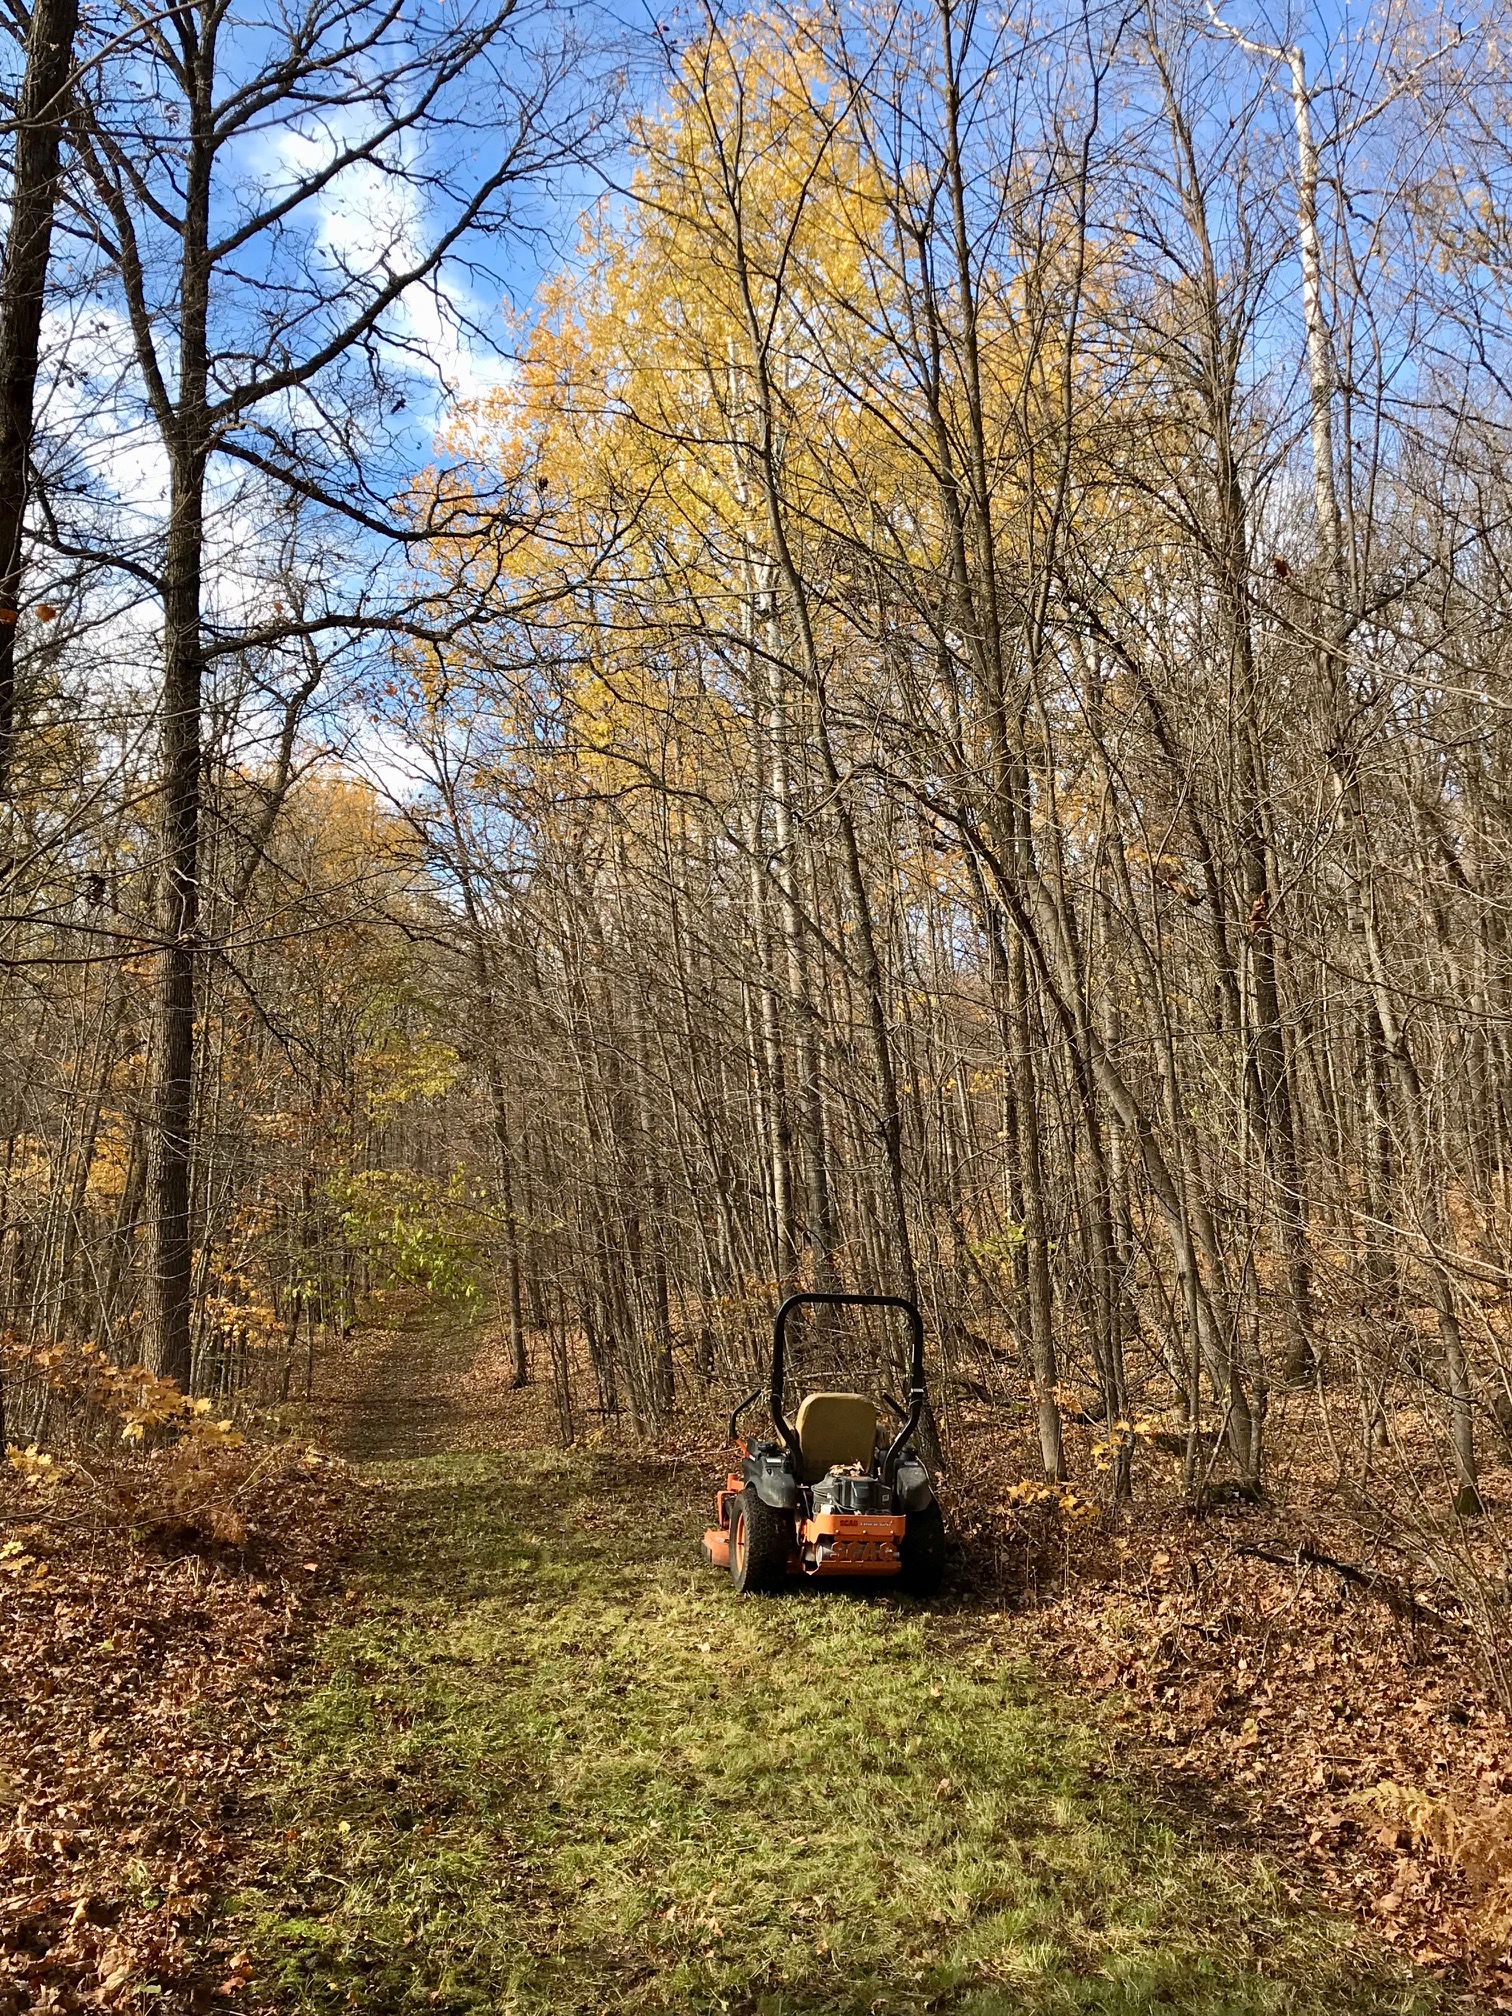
[793,1392,877,1485]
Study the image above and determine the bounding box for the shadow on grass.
[365,1446,994,1602]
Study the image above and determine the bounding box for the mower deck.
[701,1506,905,1577]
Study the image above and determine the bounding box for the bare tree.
[0,0,80,795]
[58,0,601,1382]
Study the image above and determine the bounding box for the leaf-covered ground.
[229,1438,1450,2016]
[0,1440,363,2012]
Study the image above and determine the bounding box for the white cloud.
[249,116,517,425]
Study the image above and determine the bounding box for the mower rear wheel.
[898,1500,946,1597]
[728,1486,789,1594]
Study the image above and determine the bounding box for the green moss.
[237,1450,1442,2015]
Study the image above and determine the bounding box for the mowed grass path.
[238,1442,1445,2016]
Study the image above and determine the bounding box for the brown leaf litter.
[0,1439,366,2014]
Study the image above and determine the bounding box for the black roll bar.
[769,1291,926,1478]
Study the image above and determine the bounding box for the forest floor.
[0,1418,363,2013]
[7,1307,1501,2013]
[195,1307,1477,2016]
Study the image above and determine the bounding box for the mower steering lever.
[727,1386,763,1443]
[882,1383,927,1483]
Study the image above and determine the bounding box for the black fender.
[893,1454,934,1513]
[743,1444,799,1510]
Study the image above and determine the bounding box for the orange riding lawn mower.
[702,1291,945,1597]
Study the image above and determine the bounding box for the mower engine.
[810,1465,888,1516]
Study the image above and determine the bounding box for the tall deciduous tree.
[62,0,600,1382]
[0,0,79,794]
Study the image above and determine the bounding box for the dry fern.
[1354,1780,1512,1956]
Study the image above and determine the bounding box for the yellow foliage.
[7,1443,59,1490]
[360,1028,462,1124]
[0,1535,46,1585]
[420,2,1141,869]
[16,1337,245,1449]
[84,1115,132,1207]
[1000,1477,1099,1523]
[1,1135,53,1209]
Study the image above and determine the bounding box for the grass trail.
[237,1419,1447,2016]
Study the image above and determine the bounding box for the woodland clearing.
[236,1449,1429,2016]
[8,0,1512,2006]
[74,1308,1502,2015]
[4,1307,1511,2012]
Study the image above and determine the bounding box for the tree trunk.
[145,461,206,1387]
[0,0,80,792]
[145,98,213,1386]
